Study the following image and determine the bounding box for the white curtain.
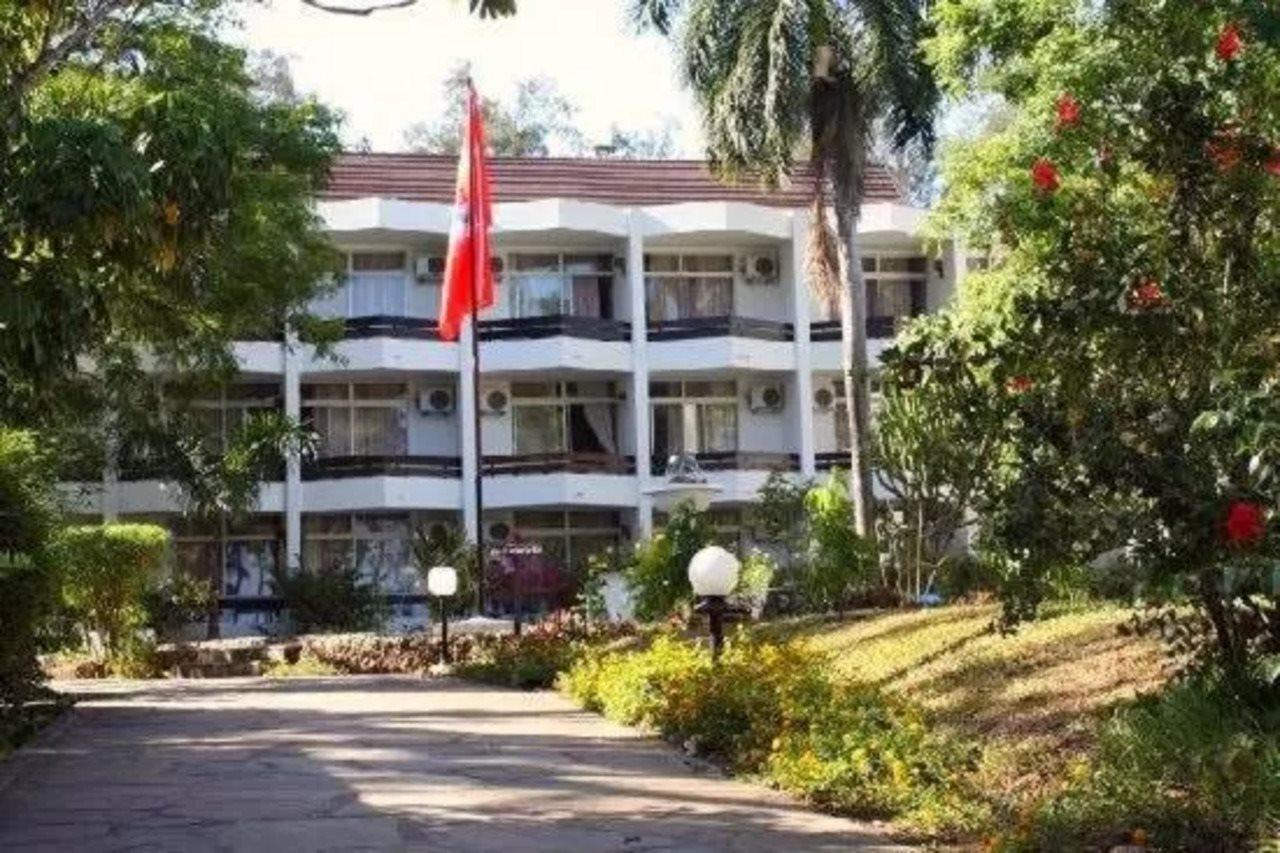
[582,403,617,454]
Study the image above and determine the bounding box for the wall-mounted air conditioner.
[480,386,509,416]
[414,255,445,284]
[813,386,835,412]
[749,383,785,413]
[743,253,779,284]
[417,386,455,416]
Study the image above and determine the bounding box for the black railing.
[479,315,630,341]
[811,316,904,341]
[302,455,461,480]
[649,451,799,476]
[483,453,635,476]
[815,451,850,471]
[647,316,794,342]
[118,461,285,482]
[343,315,439,339]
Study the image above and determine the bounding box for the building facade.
[62,154,966,634]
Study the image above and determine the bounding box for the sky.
[232,0,704,155]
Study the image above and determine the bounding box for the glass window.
[507,253,615,319]
[353,383,406,400]
[683,254,733,273]
[697,404,738,452]
[511,253,560,273]
[511,382,557,398]
[353,407,405,456]
[513,405,566,454]
[867,279,917,319]
[652,403,685,456]
[351,252,406,272]
[685,381,736,399]
[879,256,928,274]
[643,254,681,273]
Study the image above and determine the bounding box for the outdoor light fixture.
[688,545,740,661]
[427,566,458,667]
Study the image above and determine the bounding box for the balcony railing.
[302,455,461,480]
[343,315,439,340]
[815,451,850,471]
[647,316,794,342]
[649,451,799,476]
[483,452,635,476]
[811,316,904,341]
[479,315,630,342]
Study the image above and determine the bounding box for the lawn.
[757,602,1171,812]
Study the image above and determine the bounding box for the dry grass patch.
[757,603,1172,817]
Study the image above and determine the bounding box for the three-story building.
[64,153,965,634]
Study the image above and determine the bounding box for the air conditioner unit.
[414,255,446,283]
[743,253,779,283]
[480,386,509,416]
[426,522,451,541]
[416,386,455,416]
[487,520,512,542]
[813,386,835,412]
[490,256,505,276]
[749,383,785,413]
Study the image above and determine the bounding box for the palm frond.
[848,0,939,154]
[632,0,685,33]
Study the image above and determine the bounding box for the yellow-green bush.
[54,523,168,661]
[560,632,983,830]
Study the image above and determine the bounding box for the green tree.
[636,0,938,545]
[2,1,341,516]
[925,0,1280,674]
[405,63,585,156]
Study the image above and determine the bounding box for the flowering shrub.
[457,612,637,689]
[560,633,984,832]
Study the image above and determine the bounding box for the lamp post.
[427,565,458,670]
[688,545,740,662]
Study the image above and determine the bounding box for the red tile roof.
[321,153,904,208]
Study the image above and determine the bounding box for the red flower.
[1216,22,1243,62]
[1054,94,1081,131]
[1224,501,1266,546]
[1007,375,1034,394]
[1266,147,1280,177]
[1127,278,1166,311]
[1207,134,1243,171]
[1031,158,1060,193]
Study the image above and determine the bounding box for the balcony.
[302,455,461,480]
[479,315,630,342]
[810,316,901,341]
[648,451,797,476]
[483,453,635,476]
[342,315,438,340]
[646,316,793,342]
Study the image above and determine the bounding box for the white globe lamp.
[688,546,740,660]
[427,566,458,667]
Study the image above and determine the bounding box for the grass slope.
[758,603,1170,815]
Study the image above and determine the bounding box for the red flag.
[438,83,495,341]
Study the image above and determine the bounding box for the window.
[644,253,734,321]
[184,384,281,454]
[302,383,408,458]
[348,251,409,317]
[506,510,625,583]
[862,255,927,331]
[650,380,738,455]
[507,253,615,319]
[167,515,282,599]
[302,513,421,597]
[830,377,884,452]
[510,381,619,455]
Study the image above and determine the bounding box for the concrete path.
[0,676,905,852]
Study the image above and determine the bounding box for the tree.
[636,0,938,544]
[603,120,678,159]
[874,314,1006,600]
[926,0,1280,675]
[405,63,584,156]
[300,0,513,16]
[1,1,341,515]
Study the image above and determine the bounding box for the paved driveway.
[0,677,904,852]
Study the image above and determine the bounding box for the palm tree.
[635,0,937,543]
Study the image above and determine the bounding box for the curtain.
[571,276,601,318]
[581,403,616,454]
[697,403,738,452]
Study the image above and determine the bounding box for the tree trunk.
[834,203,877,547]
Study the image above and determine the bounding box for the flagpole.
[466,78,487,619]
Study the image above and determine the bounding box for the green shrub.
[0,429,60,706]
[623,501,714,620]
[143,573,215,643]
[1018,677,1280,850]
[804,472,877,612]
[274,565,387,634]
[561,632,981,831]
[54,523,168,661]
[262,654,342,678]
[459,612,636,689]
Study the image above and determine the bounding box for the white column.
[788,212,816,478]
[627,211,654,538]
[459,322,480,542]
[939,237,967,309]
[283,334,302,570]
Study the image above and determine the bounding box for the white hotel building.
[68,154,965,633]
